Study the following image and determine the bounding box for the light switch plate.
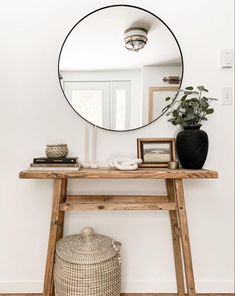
[220,50,233,68]
[222,88,233,105]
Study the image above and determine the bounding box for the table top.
[19,168,218,180]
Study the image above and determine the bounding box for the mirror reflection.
[59,5,183,131]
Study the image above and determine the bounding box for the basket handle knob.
[112,240,122,252]
[81,226,94,236]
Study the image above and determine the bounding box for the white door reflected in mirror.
[59,5,183,131]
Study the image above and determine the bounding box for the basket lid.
[56,227,121,264]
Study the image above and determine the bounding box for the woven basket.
[45,144,68,159]
[54,227,121,296]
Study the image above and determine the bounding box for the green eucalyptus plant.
[164,86,218,128]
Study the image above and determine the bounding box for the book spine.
[30,163,78,168]
[33,158,77,164]
[27,167,80,171]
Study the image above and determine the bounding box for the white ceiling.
[59,6,182,71]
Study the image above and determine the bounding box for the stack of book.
[28,157,81,171]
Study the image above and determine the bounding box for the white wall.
[0,0,234,293]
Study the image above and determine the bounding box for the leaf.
[201,106,208,112]
[162,105,170,112]
[185,86,194,90]
[172,110,179,117]
[165,111,172,116]
[177,105,181,112]
[201,99,209,108]
[175,117,182,124]
[197,85,208,92]
[191,102,199,108]
[180,94,187,101]
[184,90,199,95]
[186,113,195,120]
[182,121,189,127]
[191,98,199,103]
[206,108,214,114]
[181,102,187,108]
[185,106,194,114]
[197,85,205,90]
[184,91,193,95]
[165,97,171,101]
[207,97,219,101]
[168,118,175,122]
[202,96,209,101]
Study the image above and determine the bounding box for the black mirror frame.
[58,4,184,132]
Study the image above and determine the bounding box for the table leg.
[174,179,196,296]
[166,179,185,296]
[43,178,68,296]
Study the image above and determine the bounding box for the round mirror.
[58,5,183,131]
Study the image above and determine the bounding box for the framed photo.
[137,138,176,168]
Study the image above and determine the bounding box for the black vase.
[176,125,208,169]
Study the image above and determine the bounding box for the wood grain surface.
[166,179,185,296]
[19,168,218,179]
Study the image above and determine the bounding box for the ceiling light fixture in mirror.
[124,27,148,52]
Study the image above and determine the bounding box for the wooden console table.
[19,167,218,296]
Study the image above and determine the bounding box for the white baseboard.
[0,281,43,293]
[0,280,234,293]
[123,280,235,293]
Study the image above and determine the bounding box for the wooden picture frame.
[137,138,176,168]
[148,86,179,123]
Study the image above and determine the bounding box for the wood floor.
[0,293,234,296]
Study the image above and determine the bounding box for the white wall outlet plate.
[220,50,233,68]
[222,88,233,105]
